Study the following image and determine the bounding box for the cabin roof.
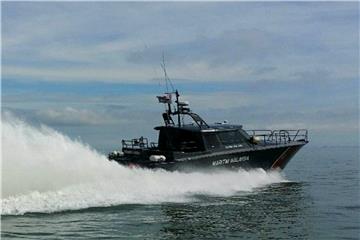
[154,124,242,133]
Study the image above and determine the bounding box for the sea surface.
[1,118,359,239]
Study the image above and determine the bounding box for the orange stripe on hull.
[271,147,294,170]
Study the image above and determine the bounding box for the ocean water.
[1,117,359,239]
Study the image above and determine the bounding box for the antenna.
[160,53,175,93]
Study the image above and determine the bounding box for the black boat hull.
[111,141,306,172]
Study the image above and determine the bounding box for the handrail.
[122,137,149,149]
[246,129,308,145]
[122,137,159,149]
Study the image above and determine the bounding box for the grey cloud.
[251,66,277,76]
[125,29,284,66]
[291,70,332,82]
[3,2,357,83]
[35,107,113,126]
[210,105,358,133]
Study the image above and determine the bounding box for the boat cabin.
[118,90,308,156]
[154,124,251,152]
[149,90,250,152]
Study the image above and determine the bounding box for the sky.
[2,2,359,152]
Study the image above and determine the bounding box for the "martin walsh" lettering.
[212,156,250,166]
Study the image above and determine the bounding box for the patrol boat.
[108,90,308,171]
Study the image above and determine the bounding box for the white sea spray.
[1,114,286,215]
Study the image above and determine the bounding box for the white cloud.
[2,65,156,83]
[183,91,251,110]
[2,2,357,84]
[35,107,113,125]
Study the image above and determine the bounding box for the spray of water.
[1,113,286,215]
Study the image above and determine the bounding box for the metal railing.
[122,137,149,149]
[246,129,308,145]
[122,137,158,149]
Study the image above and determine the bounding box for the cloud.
[2,65,158,83]
[182,91,251,110]
[2,2,358,83]
[2,2,358,147]
[34,107,113,126]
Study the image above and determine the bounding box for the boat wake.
[1,113,286,215]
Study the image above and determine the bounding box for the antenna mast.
[160,53,175,93]
[158,53,192,128]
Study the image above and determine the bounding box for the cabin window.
[175,132,203,152]
[203,133,221,149]
[218,130,244,145]
[158,129,204,152]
